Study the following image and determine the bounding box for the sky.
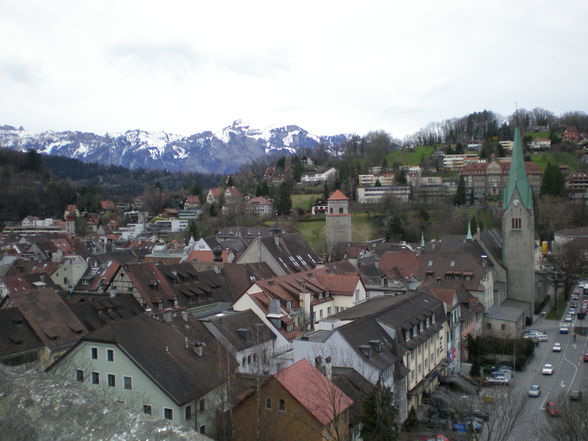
[1,0,587,139]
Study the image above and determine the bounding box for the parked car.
[583,353,588,362]
[465,410,489,422]
[452,418,483,433]
[536,334,548,342]
[552,342,562,352]
[424,414,451,430]
[569,390,583,401]
[542,363,554,375]
[486,375,510,385]
[545,401,561,417]
[528,384,541,397]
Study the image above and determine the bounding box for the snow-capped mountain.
[0,121,353,174]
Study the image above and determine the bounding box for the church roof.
[502,128,533,210]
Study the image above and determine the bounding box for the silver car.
[528,384,541,397]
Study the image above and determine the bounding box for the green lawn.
[291,193,321,212]
[386,145,435,166]
[294,213,382,254]
[531,152,583,171]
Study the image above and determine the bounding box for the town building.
[326,190,352,257]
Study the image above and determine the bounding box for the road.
[506,300,588,440]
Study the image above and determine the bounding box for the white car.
[552,343,562,352]
[542,363,554,375]
[564,315,573,322]
[536,334,548,342]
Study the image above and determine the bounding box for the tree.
[187,220,199,242]
[226,175,234,187]
[360,380,398,441]
[292,156,303,182]
[274,182,292,215]
[539,392,588,441]
[541,163,566,197]
[454,176,466,205]
[385,215,404,242]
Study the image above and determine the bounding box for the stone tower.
[326,190,352,256]
[502,128,535,316]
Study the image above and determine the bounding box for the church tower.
[502,128,535,316]
[326,190,352,257]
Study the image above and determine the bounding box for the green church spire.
[502,128,533,210]
[466,220,473,240]
[420,231,425,248]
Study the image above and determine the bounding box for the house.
[201,310,281,375]
[9,288,87,369]
[358,173,395,187]
[563,126,580,143]
[99,200,117,213]
[68,294,145,332]
[232,358,352,441]
[237,232,321,276]
[530,137,551,150]
[245,196,273,216]
[483,304,524,338]
[311,201,328,215]
[184,195,201,210]
[0,307,44,367]
[233,267,366,342]
[294,292,448,422]
[206,188,223,205]
[48,314,231,437]
[566,172,588,200]
[442,153,481,171]
[300,167,337,184]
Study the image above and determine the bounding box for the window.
[319,309,324,319]
[123,376,132,390]
[486,323,492,329]
[339,207,344,214]
[91,347,98,360]
[164,408,173,420]
[501,324,506,330]
[266,398,272,410]
[327,306,332,315]
[107,349,114,362]
[242,356,246,366]
[199,399,205,412]
[107,374,115,387]
[279,399,285,412]
[185,405,192,420]
[200,426,206,435]
[143,405,152,415]
[76,369,84,382]
[512,218,522,229]
[91,372,99,385]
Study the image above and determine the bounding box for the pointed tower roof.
[328,190,349,201]
[466,220,473,240]
[502,128,533,210]
[420,231,425,248]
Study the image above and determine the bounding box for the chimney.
[269,299,281,315]
[315,355,323,369]
[358,344,372,358]
[369,339,383,353]
[325,356,332,380]
[181,311,188,323]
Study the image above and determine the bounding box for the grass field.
[531,151,583,171]
[291,193,321,212]
[294,213,382,253]
[386,145,435,166]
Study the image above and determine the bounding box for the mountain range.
[0,121,352,175]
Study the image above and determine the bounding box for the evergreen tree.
[188,220,198,241]
[541,163,566,196]
[292,156,303,182]
[385,215,404,242]
[454,176,466,205]
[226,175,234,187]
[191,180,201,196]
[374,178,382,187]
[322,181,330,201]
[274,182,292,215]
[259,180,269,197]
[455,142,464,154]
[360,381,398,441]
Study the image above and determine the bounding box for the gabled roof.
[202,310,275,351]
[503,128,533,210]
[68,294,144,332]
[11,288,87,349]
[222,262,276,301]
[274,358,353,425]
[379,249,422,279]
[258,233,321,274]
[0,307,44,358]
[328,190,349,201]
[79,314,228,405]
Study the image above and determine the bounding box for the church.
[478,128,547,321]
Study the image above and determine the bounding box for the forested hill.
[0,148,220,222]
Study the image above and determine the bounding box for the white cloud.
[0,0,586,138]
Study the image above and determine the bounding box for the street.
[506,301,587,440]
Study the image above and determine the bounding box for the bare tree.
[538,392,588,441]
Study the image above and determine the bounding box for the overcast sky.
[1,0,587,139]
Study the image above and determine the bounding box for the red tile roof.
[328,190,349,201]
[379,249,422,279]
[274,358,353,425]
[185,195,201,204]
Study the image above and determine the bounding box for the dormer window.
[286,301,292,311]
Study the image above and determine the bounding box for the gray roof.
[0,308,43,359]
[260,233,321,273]
[485,304,524,322]
[68,294,145,332]
[201,310,275,351]
[79,314,228,405]
[478,228,504,266]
